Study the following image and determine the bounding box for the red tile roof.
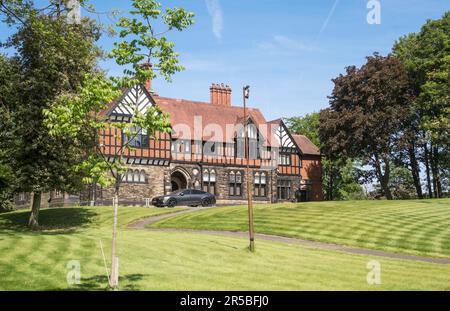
[292,134,321,156]
[154,95,271,144]
[101,86,320,155]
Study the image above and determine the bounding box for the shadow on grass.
[67,274,147,291]
[0,208,97,234]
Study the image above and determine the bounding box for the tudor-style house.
[15,80,323,207]
[85,80,323,205]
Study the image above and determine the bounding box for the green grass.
[2,203,450,290]
[150,199,450,258]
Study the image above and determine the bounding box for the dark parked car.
[152,189,216,208]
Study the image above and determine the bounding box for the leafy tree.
[0,9,102,228]
[0,54,20,212]
[393,11,450,198]
[45,0,195,200]
[389,165,417,200]
[319,54,412,200]
[286,113,320,146]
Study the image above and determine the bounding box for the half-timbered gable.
[99,84,171,166]
[268,119,303,177]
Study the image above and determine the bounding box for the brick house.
[15,80,323,207]
[84,79,323,206]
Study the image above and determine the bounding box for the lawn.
[1,204,450,290]
[150,199,450,258]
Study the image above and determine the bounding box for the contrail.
[315,0,340,43]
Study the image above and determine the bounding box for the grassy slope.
[1,204,450,290]
[150,199,450,258]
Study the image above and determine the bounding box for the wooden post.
[243,86,255,252]
[110,195,119,289]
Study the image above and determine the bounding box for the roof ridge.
[155,96,264,112]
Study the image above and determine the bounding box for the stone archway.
[170,167,192,192]
[171,171,187,192]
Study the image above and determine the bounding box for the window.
[18,192,25,201]
[181,189,192,196]
[236,137,245,158]
[204,141,218,156]
[277,179,291,200]
[249,138,258,159]
[202,169,216,194]
[254,172,267,197]
[122,169,147,184]
[193,180,201,190]
[278,153,291,166]
[122,126,149,148]
[193,190,205,195]
[229,171,243,197]
[172,139,191,154]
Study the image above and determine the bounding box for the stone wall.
[96,165,167,205]
[80,157,322,205]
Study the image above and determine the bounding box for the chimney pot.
[210,83,232,106]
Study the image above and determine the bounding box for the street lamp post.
[243,85,255,252]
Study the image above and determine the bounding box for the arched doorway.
[171,171,188,192]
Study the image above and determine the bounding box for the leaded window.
[122,169,147,184]
[277,179,291,200]
[254,172,267,197]
[202,169,216,194]
[229,171,243,197]
[122,126,149,148]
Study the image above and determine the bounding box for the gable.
[108,84,155,121]
[274,122,296,149]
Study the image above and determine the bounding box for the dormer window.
[235,123,260,159]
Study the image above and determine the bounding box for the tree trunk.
[432,146,442,198]
[423,143,433,198]
[28,192,41,229]
[374,155,393,200]
[430,143,442,198]
[408,144,423,199]
[327,163,334,201]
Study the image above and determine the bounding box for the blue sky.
[2,1,449,121]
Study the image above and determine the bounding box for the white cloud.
[257,35,321,54]
[205,0,223,40]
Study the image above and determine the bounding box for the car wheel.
[201,198,210,207]
[167,199,176,208]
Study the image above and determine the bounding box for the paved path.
[128,208,450,265]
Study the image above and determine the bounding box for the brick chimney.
[210,83,232,106]
[139,62,153,93]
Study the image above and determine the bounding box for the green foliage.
[319,54,413,200]
[285,113,320,147]
[286,112,365,201]
[0,152,15,213]
[44,0,192,195]
[393,11,449,198]
[111,0,195,85]
[393,12,450,145]
[4,14,102,196]
[389,165,417,200]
